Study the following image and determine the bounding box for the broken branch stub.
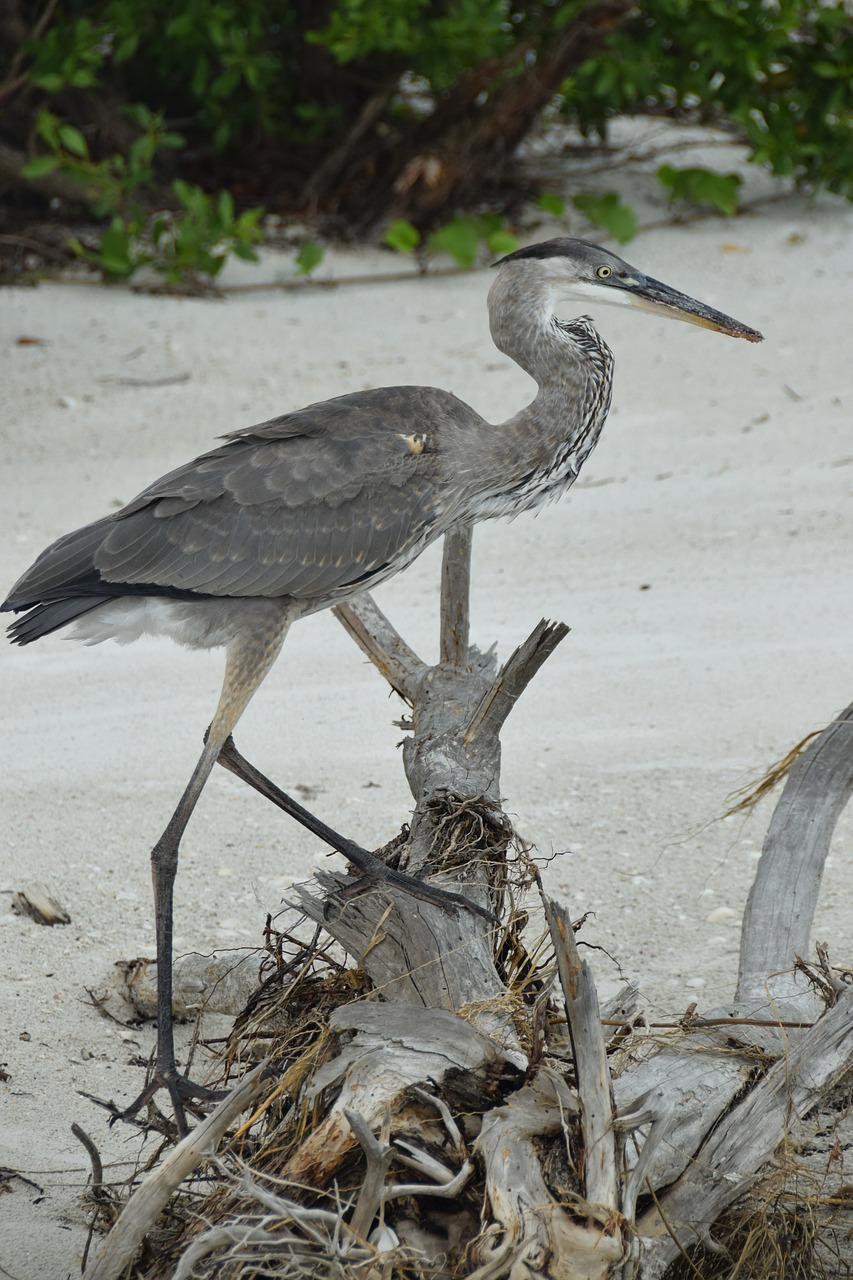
[545,895,619,1215]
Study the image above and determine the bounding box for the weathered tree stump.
[88,530,853,1280]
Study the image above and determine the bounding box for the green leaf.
[426,218,480,267]
[538,191,565,217]
[114,33,139,63]
[217,189,235,224]
[98,222,136,277]
[295,242,324,274]
[235,207,264,239]
[172,178,196,207]
[58,124,89,159]
[21,155,60,178]
[486,229,519,257]
[70,69,99,88]
[35,111,60,149]
[571,192,637,244]
[657,165,742,216]
[32,72,64,92]
[383,219,421,254]
[476,213,503,236]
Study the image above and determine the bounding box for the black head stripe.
[492,237,609,269]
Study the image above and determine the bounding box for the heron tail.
[5,597,107,645]
[2,517,118,645]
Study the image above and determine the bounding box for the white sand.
[2,195,852,1277]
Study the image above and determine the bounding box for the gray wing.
[89,386,470,600]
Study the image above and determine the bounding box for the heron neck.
[467,268,614,516]
[487,268,604,393]
[487,268,613,433]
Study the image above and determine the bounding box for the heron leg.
[119,610,290,1136]
[216,736,497,923]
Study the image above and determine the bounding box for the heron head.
[494,237,763,342]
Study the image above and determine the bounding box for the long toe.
[117,1070,228,1138]
[339,854,498,923]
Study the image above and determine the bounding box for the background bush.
[1,0,850,281]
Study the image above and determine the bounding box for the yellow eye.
[596,265,613,279]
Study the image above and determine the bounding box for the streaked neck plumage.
[474,263,615,518]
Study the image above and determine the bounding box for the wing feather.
[88,387,473,600]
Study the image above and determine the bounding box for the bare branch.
[344,1107,394,1239]
[411,1084,466,1154]
[0,139,100,204]
[0,0,59,104]
[474,1067,623,1279]
[638,985,853,1278]
[440,524,473,667]
[614,1088,675,1224]
[463,618,569,745]
[333,592,426,702]
[304,84,397,207]
[385,1155,474,1201]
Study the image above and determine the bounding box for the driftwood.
[93,529,853,1280]
[11,881,71,925]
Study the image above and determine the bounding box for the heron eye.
[596,265,613,279]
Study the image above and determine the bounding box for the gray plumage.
[7,388,466,636]
[1,237,761,1132]
[4,238,760,646]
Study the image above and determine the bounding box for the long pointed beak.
[624,275,763,343]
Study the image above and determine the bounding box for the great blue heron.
[3,238,762,1132]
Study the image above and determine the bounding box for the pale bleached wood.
[599,982,641,1027]
[345,1107,394,1239]
[612,1045,750,1196]
[84,1061,270,1280]
[171,1172,373,1280]
[605,705,853,1214]
[440,524,473,666]
[614,1087,675,1227]
[463,619,569,746]
[333,592,426,702]
[284,1005,518,1188]
[291,623,510,1036]
[636,984,853,1278]
[473,1067,623,1280]
[737,701,853,1007]
[545,895,619,1213]
[115,947,264,1020]
[127,514,853,1280]
[11,882,70,925]
[293,873,504,1023]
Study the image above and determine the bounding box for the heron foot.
[110,1068,227,1138]
[333,853,497,922]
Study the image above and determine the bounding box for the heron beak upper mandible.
[624,275,763,342]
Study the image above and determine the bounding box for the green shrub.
[5,0,853,282]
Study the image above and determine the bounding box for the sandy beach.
[1,186,852,1277]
